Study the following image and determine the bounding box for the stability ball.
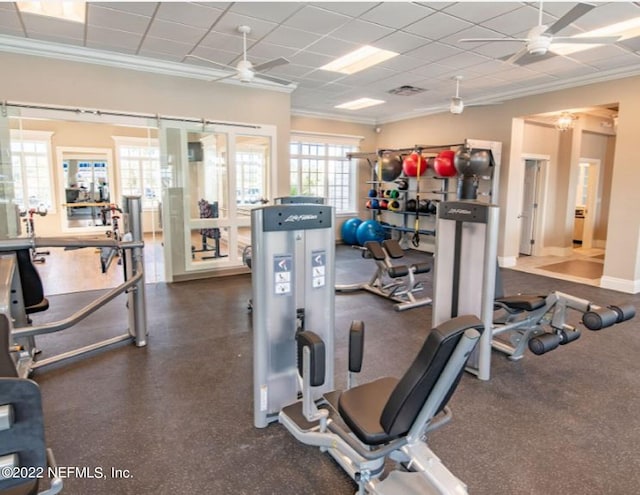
[402,152,428,177]
[406,199,417,212]
[380,154,403,182]
[341,218,363,245]
[454,147,492,176]
[433,150,457,177]
[356,220,386,246]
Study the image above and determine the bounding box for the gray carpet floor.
[26,245,640,494]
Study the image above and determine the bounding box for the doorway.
[518,158,547,256]
[573,158,601,251]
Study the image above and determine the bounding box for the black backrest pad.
[380,315,483,437]
[363,241,386,261]
[0,378,46,492]
[15,250,45,308]
[382,239,405,259]
[296,331,326,387]
[348,321,365,373]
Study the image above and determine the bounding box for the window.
[289,133,360,214]
[10,130,55,211]
[113,137,161,209]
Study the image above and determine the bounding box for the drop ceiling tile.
[310,3,379,18]
[188,45,237,66]
[409,61,459,78]
[440,25,506,49]
[377,54,431,72]
[261,25,322,49]
[619,37,640,52]
[587,52,640,70]
[0,10,22,31]
[295,78,331,90]
[482,7,554,37]
[519,55,586,74]
[305,36,359,57]
[199,31,243,52]
[564,45,630,64]
[331,19,394,45]
[247,41,297,61]
[147,19,207,45]
[442,2,523,24]
[86,25,143,50]
[140,36,193,57]
[465,59,515,76]
[403,12,473,40]
[289,50,334,68]
[23,32,84,46]
[0,26,24,37]
[228,2,305,23]
[212,12,277,39]
[490,66,540,82]
[156,2,224,29]
[282,5,351,35]
[403,42,463,64]
[372,32,431,54]
[21,15,84,40]
[299,68,347,83]
[337,66,396,85]
[367,72,429,91]
[360,2,434,29]
[87,5,151,32]
[263,63,315,78]
[137,48,183,63]
[93,2,159,17]
[0,3,16,11]
[87,43,137,55]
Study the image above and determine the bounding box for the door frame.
[577,157,601,250]
[519,154,550,257]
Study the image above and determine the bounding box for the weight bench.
[191,199,227,260]
[336,239,431,311]
[490,269,636,360]
[0,378,62,495]
[280,315,484,495]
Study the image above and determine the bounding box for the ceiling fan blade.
[552,36,620,44]
[459,37,528,43]
[210,73,237,83]
[544,3,596,35]
[185,54,235,71]
[252,57,289,73]
[254,73,294,86]
[504,46,530,65]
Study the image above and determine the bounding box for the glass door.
[159,121,275,281]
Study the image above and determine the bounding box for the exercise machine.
[252,202,483,494]
[0,196,148,378]
[432,200,635,380]
[0,377,62,495]
[336,239,432,311]
[191,199,227,260]
[19,208,49,264]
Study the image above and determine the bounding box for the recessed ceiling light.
[335,98,386,110]
[552,16,640,56]
[320,46,398,75]
[17,1,86,23]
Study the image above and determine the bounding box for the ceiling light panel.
[335,97,385,110]
[17,1,86,23]
[320,46,399,75]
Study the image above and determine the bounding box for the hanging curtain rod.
[1,101,261,129]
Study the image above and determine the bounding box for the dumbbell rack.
[348,139,502,252]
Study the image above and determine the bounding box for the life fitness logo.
[284,214,318,222]
[448,208,473,215]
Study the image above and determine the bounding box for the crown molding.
[0,34,296,94]
[290,108,377,125]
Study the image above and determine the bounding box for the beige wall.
[376,75,640,292]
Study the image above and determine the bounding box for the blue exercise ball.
[341,218,363,245]
[356,220,386,246]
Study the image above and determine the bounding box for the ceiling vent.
[387,85,427,96]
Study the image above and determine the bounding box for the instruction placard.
[311,250,326,288]
[273,254,293,295]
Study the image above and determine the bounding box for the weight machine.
[252,203,484,494]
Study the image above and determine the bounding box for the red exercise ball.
[402,152,428,177]
[433,150,457,177]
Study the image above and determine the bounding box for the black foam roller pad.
[583,308,618,331]
[608,303,636,323]
[528,333,560,355]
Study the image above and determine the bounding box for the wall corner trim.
[498,256,517,268]
[600,276,640,294]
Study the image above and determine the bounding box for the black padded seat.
[15,250,48,314]
[363,241,386,261]
[495,295,545,311]
[337,377,399,445]
[337,315,482,446]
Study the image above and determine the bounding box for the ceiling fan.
[413,76,501,114]
[186,25,292,86]
[460,2,620,65]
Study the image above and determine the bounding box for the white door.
[576,160,600,250]
[519,159,540,256]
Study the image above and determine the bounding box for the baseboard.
[600,276,640,294]
[498,256,517,268]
